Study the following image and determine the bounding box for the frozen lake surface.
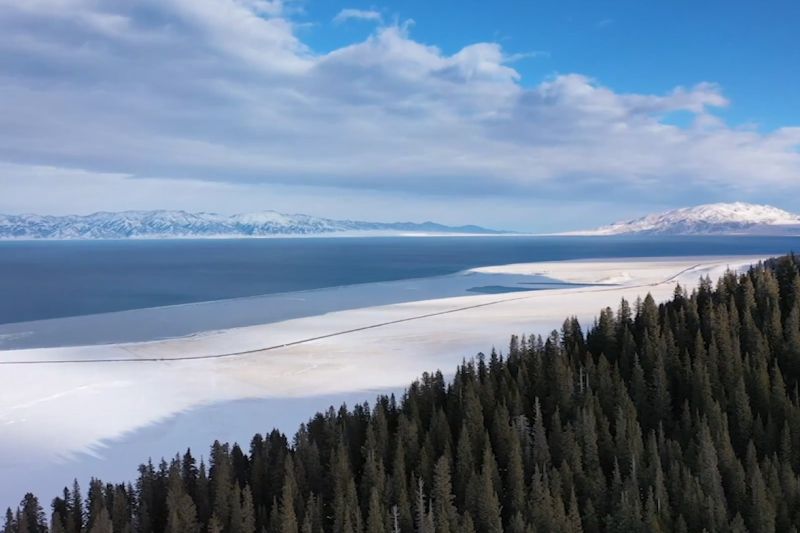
[0,270,566,349]
[1,235,795,324]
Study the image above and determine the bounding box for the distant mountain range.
[571,202,800,236]
[0,210,505,239]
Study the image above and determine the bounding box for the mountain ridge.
[570,202,800,236]
[0,210,505,240]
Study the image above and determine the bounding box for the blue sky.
[309,0,800,129]
[1,0,799,231]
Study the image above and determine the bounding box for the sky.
[0,0,799,232]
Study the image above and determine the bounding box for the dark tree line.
[5,254,800,533]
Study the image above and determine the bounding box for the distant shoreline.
[4,232,800,241]
[0,231,519,241]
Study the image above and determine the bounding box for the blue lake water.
[0,235,798,350]
[0,235,797,326]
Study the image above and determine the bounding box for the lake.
[0,235,797,326]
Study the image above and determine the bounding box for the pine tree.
[503,427,526,521]
[468,454,503,533]
[111,485,132,533]
[207,515,223,533]
[531,397,551,469]
[388,439,412,533]
[279,457,299,533]
[166,462,200,533]
[459,513,476,533]
[86,478,109,533]
[332,442,361,533]
[228,486,243,533]
[195,462,211,528]
[68,480,83,533]
[453,424,473,510]
[746,443,775,533]
[2,510,13,533]
[210,442,234,530]
[87,508,112,533]
[530,466,555,532]
[301,494,322,533]
[365,487,386,533]
[240,487,255,533]
[413,478,432,533]
[694,421,728,530]
[565,488,583,533]
[431,456,457,533]
[729,375,754,454]
[50,513,65,533]
[17,494,46,533]
[182,448,199,499]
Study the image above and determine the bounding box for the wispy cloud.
[596,17,614,29]
[333,8,383,24]
[504,50,550,62]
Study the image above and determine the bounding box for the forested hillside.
[6,255,800,533]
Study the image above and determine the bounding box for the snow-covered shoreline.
[0,254,768,509]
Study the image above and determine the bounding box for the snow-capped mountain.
[573,202,800,236]
[0,210,504,239]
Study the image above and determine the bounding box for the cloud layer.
[1,0,799,225]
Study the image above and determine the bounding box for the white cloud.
[0,163,560,231]
[333,8,383,24]
[596,18,614,29]
[0,0,798,227]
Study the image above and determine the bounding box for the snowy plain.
[0,255,767,510]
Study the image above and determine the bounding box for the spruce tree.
[365,487,386,533]
[166,462,200,533]
[17,495,46,533]
[279,456,299,533]
[431,456,457,533]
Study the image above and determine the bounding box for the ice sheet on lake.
[0,271,568,350]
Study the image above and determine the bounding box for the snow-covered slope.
[0,210,504,239]
[573,203,800,236]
